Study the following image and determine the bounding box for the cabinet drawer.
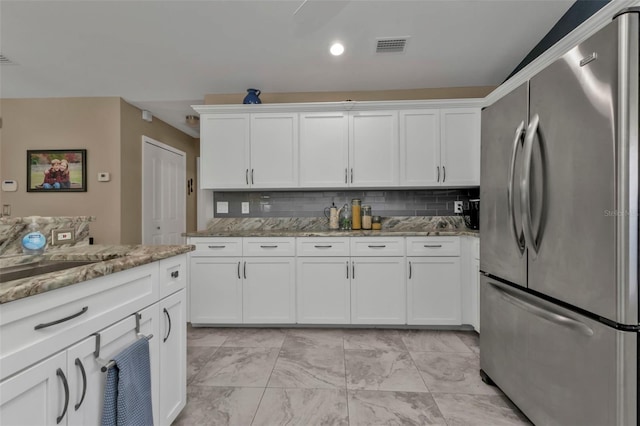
[243,238,296,257]
[296,238,350,256]
[350,237,405,256]
[189,238,242,257]
[0,263,158,380]
[159,254,187,299]
[406,237,460,256]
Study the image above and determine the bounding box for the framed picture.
[27,149,87,192]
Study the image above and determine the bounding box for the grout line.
[249,387,268,426]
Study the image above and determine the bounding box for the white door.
[296,257,350,324]
[0,351,67,426]
[243,257,296,323]
[200,114,250,189]
[349,111,399,187]
[190,256,243,324]
[299,112,349,188]
[159,289,187,425]
[399,110,441,186]
[351,257,406,324]
[440,108,481,186]
[142,136,186,245]
[407,257,461,325]
[250,113,298,188]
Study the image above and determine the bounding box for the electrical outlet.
[241,202,250,214]
[51,228,75,245]
[216,201,229,214]
[454,201,464,214]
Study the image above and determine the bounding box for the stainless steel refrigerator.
[480,8,639,426]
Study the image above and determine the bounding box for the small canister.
[362,206,372,230]
[372,216,382,230]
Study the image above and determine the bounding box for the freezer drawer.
[480,276,637,426]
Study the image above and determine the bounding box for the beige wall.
[204,86,496,104]
[0,97,198,245]
[119,100,198,244]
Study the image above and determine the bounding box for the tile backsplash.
[214,188,479,218]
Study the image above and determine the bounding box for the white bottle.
[22,218,46,255]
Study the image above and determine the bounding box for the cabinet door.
[407,257,461,325]
[351,257,406,324]
[440,108,481,186]
[243,258,296,323]
[200,114,250,189]
[66,306,160,426]
[190,257,243,324]
[0,351,67,426]
[299,112,349,187]
[349,111,399,187]
[399,110,441,186]
[296,257,350,324]
[250,113,298,188]
[159,289,187,425]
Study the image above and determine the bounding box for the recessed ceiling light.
[330,42,344,56]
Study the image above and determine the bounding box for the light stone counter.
[185,216,480,238]
[0,244,194,304]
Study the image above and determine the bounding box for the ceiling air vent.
[376,37,408,53]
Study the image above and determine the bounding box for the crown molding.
[192,98,484,114]
[484,0,640,107]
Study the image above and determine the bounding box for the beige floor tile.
[173,386,264,426]
[191,347,279,387]
[187,325,229,347]
[432,393,532,426]
[283,328,345,350]
[345,349,428,392]
[252,388,348,426]
[348,389,447,426]
[268,347,346,389]
[186,346,219,384]
[401,330,472,353]
[343,329,407,351]
[221,328,288,348]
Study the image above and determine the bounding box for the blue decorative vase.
[243,88,262,104]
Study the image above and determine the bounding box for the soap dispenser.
[22,217,46,255]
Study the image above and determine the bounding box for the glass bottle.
[339,203,351,230]
[351,199,362,230]
[362,205,372,230]
[372,216,382,230]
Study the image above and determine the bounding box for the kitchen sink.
[0,260,99,283]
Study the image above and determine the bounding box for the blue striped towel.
[101,338,154,426]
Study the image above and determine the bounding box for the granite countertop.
[185,216,479,238]
[0,244,194,304]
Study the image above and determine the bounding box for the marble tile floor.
[174,326,531,426]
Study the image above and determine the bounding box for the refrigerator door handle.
[489,280,594,337]
[521,114,539,255]
[508,121,526,254]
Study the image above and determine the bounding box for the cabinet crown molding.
[192,99,484,114]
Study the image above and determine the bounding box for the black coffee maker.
[463,199,480,230]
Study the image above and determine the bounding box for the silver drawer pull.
[35,306,88,330]
[368,245,386,248]
[314,245,333,248]
[208,245,226,249]
[260,245,278,248]
[424,244,443,248]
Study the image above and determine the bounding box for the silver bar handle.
[442,166,446,182]
[260,245,278,248]
[350,168,353,183]
[314,245,333,248]
[437,166,440,182]
[346,261,349,279]
[352,262,355,279]
[208,245,226,249]
[251,169,254,185]
[237,261,241,279]
[368,245,386,248]
[521,114,539,255]
[508,121,526,254]
[243,261,247,279]
[423,244,442,248]
[489,280,593,337]
[345,168,348,184]
[245,169,249,185]
[409,261,412,279]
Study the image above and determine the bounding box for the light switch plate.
[241,202,250,214]
[216,201,229,214]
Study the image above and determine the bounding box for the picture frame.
[27,149,87,192]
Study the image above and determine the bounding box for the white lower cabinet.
[159,289,187,425]
[190,257,243,323]
[406,237,462,326]
[297,257,350,324]
[243,258,295,323]
[0,255,188,426]
[351,257,406,324]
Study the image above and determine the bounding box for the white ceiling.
[1,0,574,138]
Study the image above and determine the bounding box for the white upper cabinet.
[349,111,399,187]
[299,112,349,188]
[400,108,480,187]
[440,108,481,186]
[200,114,250,189]
[400,110,440,186]
[195,101,481,190]
[250,113,298,188]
